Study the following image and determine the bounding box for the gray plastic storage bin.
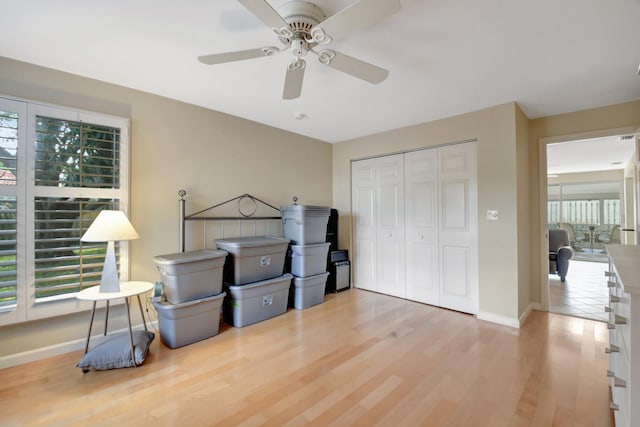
[292,272,329,309]
[153,249,227,304]
[281,205,330,245]
[153,292,225,349]
[289,242,330,277]
[225,274,292,327]
[216,236,289,285]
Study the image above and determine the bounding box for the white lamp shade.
[81,210,139,242]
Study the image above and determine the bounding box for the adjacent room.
[546,136,636,322]
[1,0,639,425]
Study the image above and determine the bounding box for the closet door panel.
[442,181,469,230]
[376,154,405,297]
[438,143,478,314]
[405,150,439,305]
[352,159,377,291]
[442,245,469,297]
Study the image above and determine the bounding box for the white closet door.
[405,149,439,305]
[375,154,405,297]
[438,142,478,314]
[351,158,377,292]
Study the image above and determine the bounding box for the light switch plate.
[487,210,499,221]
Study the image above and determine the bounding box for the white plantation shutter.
[0,97,130,324]
[0,104,21,319]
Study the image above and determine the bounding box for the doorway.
[546,135,635,321]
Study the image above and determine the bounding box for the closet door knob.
[418,234,424,240]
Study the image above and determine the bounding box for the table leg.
[136,294,148,332]
[125,297,137,367]
[104,300,110,336]
[84,301,97,354]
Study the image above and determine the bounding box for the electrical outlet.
[487,210,499,221]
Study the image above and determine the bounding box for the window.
[0,97,130,325]
[547,181,622,229]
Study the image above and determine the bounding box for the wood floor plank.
[0,289,613,426]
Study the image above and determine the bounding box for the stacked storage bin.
[281,205,331,309]
[152,249,228,348]
[215,236,291,327]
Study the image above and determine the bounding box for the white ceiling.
[1,0,639,143]
[547,135,637,175]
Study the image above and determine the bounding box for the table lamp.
[81,210,140,293]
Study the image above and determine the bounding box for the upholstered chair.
[549,228,574,282]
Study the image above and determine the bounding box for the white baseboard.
[476,311,520,328]
[0,321,158,370]
[477,303,543,329]
[0,337,86,370]
[519,302,543,327]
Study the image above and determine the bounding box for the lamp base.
[99,241,120,293]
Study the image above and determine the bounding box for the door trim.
[538,125,639,310]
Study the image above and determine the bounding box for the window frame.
[0,97,130,325]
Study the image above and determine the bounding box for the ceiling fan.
[198,0,401,99]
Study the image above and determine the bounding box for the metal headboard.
[178,190,283,252]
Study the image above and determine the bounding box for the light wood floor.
[0,289,613,427]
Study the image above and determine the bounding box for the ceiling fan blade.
[238,0,289,30]
[283,59,306,100]
[315,50,388,84]
[312,0,400,42]
[197,47,280,65]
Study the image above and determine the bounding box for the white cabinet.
[352,142,478,314]
[606,245,640,427]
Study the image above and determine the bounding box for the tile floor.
[548,259,609,322]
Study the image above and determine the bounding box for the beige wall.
[528,100,640,304]
[516,105,532,316]
[0,57,332,358]
[332,102,524,324]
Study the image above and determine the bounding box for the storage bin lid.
[281,205,330,216]
[152,291,226,312]
[216,236,289,249]
[290,242,331,256]
[226,273,293,290]
[153,249,227,265]
[290,242,331,250]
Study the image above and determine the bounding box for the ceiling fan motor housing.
[276,1,326,43]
